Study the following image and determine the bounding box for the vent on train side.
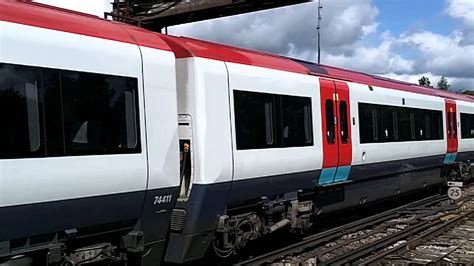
[170,209,187,231]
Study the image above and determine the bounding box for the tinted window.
[42,69,65,156]
[325,100,335,144]
[397,108,411,141]
[453,112,458,137]
[435,110,443,139]
[0,63,140,159]
[414,109,426,140]
[0,64,43,158]
[450,112,453,137]
[359,103,378,143]
[234,90,313,150]
[393,111,399,140]
[61,71,138,155]
[281,95,313,147]
[425,110,443,140]
[424,112,431,139]
[234,91,275,150]
[359,103,443,143]
[381,106,395,141]
[372,108,380,141]
[340,101,349,144]
[461,113,474,139]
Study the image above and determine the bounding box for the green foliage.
[418,76,431,87]
[437,76,450,91]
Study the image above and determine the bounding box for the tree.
[418,76,431,87]
[437,76,450,91]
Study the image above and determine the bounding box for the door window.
[339,101,349,144]
[325,99,335,144]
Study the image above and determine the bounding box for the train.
[1,0,473,265]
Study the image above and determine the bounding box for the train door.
[178,114,194,200]
[318,79,353,184]
[334,81,352,182]
[444,100,458,164]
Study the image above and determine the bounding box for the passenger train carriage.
[0,0,473,265]
[0,1,180,265]
[162,37,474,262]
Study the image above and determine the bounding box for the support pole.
[317,0,322,64]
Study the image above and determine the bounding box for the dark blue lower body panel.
[0,186,179,265]
[457,151,474,162]
[164,153,473,263]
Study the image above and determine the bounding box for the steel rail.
[360,208,474,265]
[323,217,444,265]
[236,194,445,265]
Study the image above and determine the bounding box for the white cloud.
[169,0,379,57]
[397,30,474,78]
[169,0,473,90]
[446,0,474,45]
[34,0,112,18]
[446,0,474,27]
[31,0,474,90]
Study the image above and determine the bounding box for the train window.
[304,105,312,144]
[426,110,443,140]
[234,90,276,149]
[358,102,443,143]
[25,82,41,152]
[409,112,416,140]
[281,95,313,147]
[233,90,313,150]
[393,111,399,140]
[415,109,426,140]
[359,103,376,143]
[42,69,65,156]
[61,72,140,155]
[381,106,395,141]
[448,112,453,137]
[125,91,138,148]
[453,112,457,137]
[372,108,379,141]
[425,113,431,139]
[264,102,274,145]
[339,101,349,144]
[0,63,140,159]
[435,111,444,139]
[398,109,412,141]
[0,64,44,158]
[325,100,335,144]
[461,113,474,138]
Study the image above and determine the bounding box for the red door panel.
[445,100,458,153]
[320,79,353,184]
[334,81,352,166]
[452,104,458,152]
[320,79,338,169]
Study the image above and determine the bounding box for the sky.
[35,0,474,91]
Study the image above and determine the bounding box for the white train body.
[162,37,474,262]
[1,1,180,264]
[1,1,473,265]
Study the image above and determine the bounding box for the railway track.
[236,183,474,265]
[359,194,474,265]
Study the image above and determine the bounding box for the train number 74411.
[154,195,173,205]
